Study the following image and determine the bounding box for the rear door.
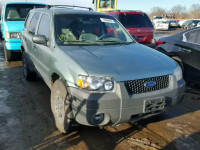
[24,12,41,64]
[178,28,200,70]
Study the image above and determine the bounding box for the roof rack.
[45,5,93,11]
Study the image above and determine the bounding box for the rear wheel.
[4,42,12,61]
[51,79,78,133]
[22,51,37,81]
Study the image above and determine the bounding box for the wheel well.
[51,73,60,83]
[21,46,24,52]
[171,55,182,62]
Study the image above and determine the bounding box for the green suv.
[21,6,185,133]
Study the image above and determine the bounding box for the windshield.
[193,20,200,24]
[5,4,45,21]
[154,17,163,19]
[158,21,168,24]
[117,14,153,28]
[55,14,134,46]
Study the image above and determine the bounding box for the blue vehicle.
[1,2,46,61]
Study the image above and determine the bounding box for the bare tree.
[171,5,188,19]
[189,4,200,19]
[149,7,167,19]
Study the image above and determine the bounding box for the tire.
[22,51,37,81]
[51,79,78,133]
[4,42,12,61]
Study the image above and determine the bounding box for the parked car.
[152,16,164,24]
[197,22,200,27]
[190,20,200,28]
[1,2,46,61]
[182,20,200,29]
[106,10,155,47]
[169,20,178,28]
[22,6,185,133]
[178,20,187,28]
[154,20,169,31]
[155,27,200,81]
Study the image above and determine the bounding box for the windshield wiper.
[65,40,103,45]
[97,40,124,43]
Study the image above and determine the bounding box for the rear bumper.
[69,76,185,126]
[5,39,21,51]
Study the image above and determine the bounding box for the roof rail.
[45,5,93,11]
[33,5,46,9]
[106,10,143,13]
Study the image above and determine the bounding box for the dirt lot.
[0,30,200,150]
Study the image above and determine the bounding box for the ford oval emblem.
[144,81,157,88]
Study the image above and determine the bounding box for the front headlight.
[78,75,115,91]
[174,65,183,81]
[6,32,21,39]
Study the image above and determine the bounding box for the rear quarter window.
[28,12,40,35]
[37,14,50,39]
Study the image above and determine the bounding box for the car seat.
[7,9,20,20]
[79,33,98,41]
[59,29,76,43]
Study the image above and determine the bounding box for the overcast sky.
[0,0,200,13]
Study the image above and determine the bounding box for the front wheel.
[4,43,12,61]
[51,79,78,133]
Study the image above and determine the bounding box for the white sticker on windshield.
[100,18,115,23]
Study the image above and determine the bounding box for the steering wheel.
[98,34,113,40]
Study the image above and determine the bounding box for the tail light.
[155,41,165,47]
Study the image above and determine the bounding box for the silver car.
[21,6,185,133]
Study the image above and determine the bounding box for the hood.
[4,21,25,32]
[60,43,177,82]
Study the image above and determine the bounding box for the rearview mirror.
[32,35,47,45]
[131,34,137,40]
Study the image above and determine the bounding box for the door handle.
[181,48,191,53]
[33,44,37,51]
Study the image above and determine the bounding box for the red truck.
[106,10,155,47]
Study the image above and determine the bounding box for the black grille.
[124,75,169,94]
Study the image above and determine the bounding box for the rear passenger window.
[183,29,200,45]
[37,14,50,39]
[28,12,40,35]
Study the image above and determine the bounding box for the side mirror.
[131,34,137,40]
[32,35,47,45]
